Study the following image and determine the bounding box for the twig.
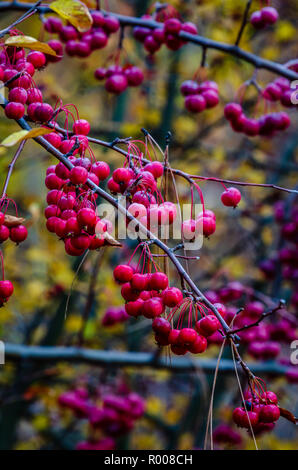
[0,1,297,80]
[230,300,286,334]
[1,140,26,198]
[235,0,253,46]
[0,0,42,38]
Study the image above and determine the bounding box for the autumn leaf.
[5,36,57,55]
[103,232,122,247]
[50,0,93,32]
[1,128,50,147]
[4,215,26,227]
[279,407,298,425]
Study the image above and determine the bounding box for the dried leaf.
[5,36,57,55]
[103,232,122,247]
[4,215,26,227]
[1,128,50,147]
[279,407,298,425]
[50,0,93,32]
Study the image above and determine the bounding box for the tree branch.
[3,342,288,375]
[0,1,297,80]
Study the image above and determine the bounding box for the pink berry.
[113,264,134,283]
[162,287,183,307]
[221,187,242,208]
[185,95,206,113]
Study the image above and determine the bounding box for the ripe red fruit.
[261,7,279,25]
[144,35,161,53]
[125,299,144,317]
[9,225,28,243]
[91,161,110,181]
[5,102,25,119]
[0,213,4,225]
[143,297,164,318]
[224,102,242,120]
[0,280,14,298]
[94,67,107,80]
[196,315,221,337]
[162,287,183,307]
[124,66,144,87]
[44,16,63,33]
[34,103,54,122]
[197,215,216,237]
[64,238,85,256]
[55,162,70,180]
[259,404,280,423]
[105,74,128,94]
[250,10,265,29]
[152,317,171,336]
[47,189,63,205]
[27,51,46,69]
[113,264,134,283]
[233,408,259,428]
[185,95,206,113]
[46,39,63,62]
[107,178,121,193]
[46,216,59,233]
[112,167,132,185]
[164,18,182,34]
[171,344,188,355]
[221,187,242,208]
[103,16,120,33]
[130,273,149,291]
[121,283,139,301]
[66,217,80,235]
[188,335,207,354]
[89,234,104,250]
[45,173,63,190]
[261,391,278,405]
[71,234,90,251]
[91,11,105,26]
[77,208,97,227]
[144,161,164,179]
[0,225,9,242]
[26,87,43,104]
[8,87,27,104]
[179,328,197,346]
[54,218,67,238]
[73,119,91,136]
[69,166,88,185]
[149,272,169,291]
[91,31,108,50]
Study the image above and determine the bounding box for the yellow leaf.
[5,36,57,55]
[50,0,93,32]
[1,128,50,147]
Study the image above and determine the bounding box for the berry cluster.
[58,385,144,450]
[224,102,291,137]
[181,80,219,114]
[95,64,144,94]
[113,261,226,356]
[233,388,281,435]
[44,11,120,59]
[250,6,279,29]
[133,15,198,54]
[263,77,297,109]
[0,46,55,122]
[45,141,111,256]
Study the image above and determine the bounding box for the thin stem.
[0,0,42,38]
[235,0,253,46]
[1,140,26,198]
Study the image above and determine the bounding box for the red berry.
[105,74,128,94]
[94,67,106,80]
[91,161,110,181]
[221,187,241,208]
[0,225,9,242]
[8,87,27,104]
[54,218,67,238]
[47,39,63,62]
[71,234,90,251]
[77,208,96,227]
[45,173,63,190]
[179,328,197,346]
[0,280,14,298]
[164,18,182,35]
[27,51,46,69]
[91,11,105,26]
[9,225,28,243]
[261,391,278,405]
[124,66,144,87]
[185,95,206,113]
[196,315,220,337]
[130,273,149,291]
[144,161,164,179]
[259,404,280,423]
[112,167,132,185]
[233,408,259,428]
[224,102,242,120]
[5,102,25,119]
[121,282,139,301]
[261,7,279,25]
[64,238,85,256]
[103,16,120,33]
[44,16,63,33]
[143,297,164,319]
[0,213,4,225]
[162,287,183,307]
[125,299,144,317]
[34,103,54,122]
[113,264,134,283]
[188,335,207,354]
[152,317,171,336]
[149,272,169,291]
[73,119,91,136]
[69,166,88,185]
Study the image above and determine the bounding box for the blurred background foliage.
[0,0,297,450]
